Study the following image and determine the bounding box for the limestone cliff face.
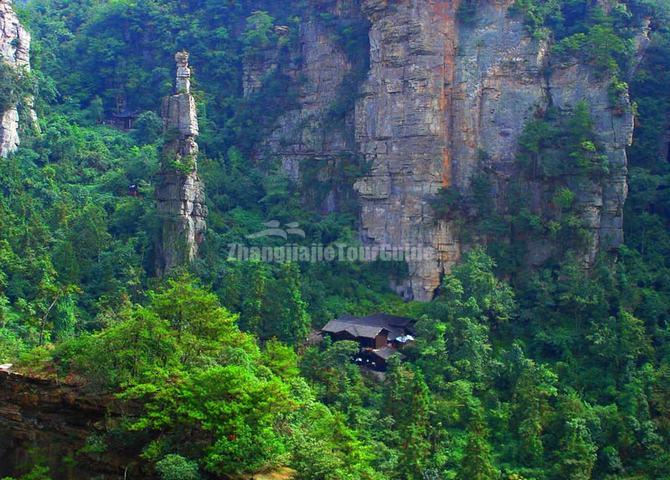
[0,0,33,157]
[263,16,353,183]
[453,0,634,266]
[353,0,637,299]
[243,25,292,98]
[258,0,639,300]
[155,52,208,276]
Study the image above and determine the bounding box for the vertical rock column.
[354,0,636,299]
[155,52,208,276]
[0,0,34,158]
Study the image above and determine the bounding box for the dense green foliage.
[0,63,36,112]
[0,0,669,479]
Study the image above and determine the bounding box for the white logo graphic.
[246,220,306,240]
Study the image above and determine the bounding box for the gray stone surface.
[547,62,633,260]
[156,52,208,276]
[260,4,357,183]
[454,1,634,267]
[354,0,461,301]
[354,0,636,299]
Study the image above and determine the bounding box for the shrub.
[155,454,200,480]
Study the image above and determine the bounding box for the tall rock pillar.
[155,51,207,276]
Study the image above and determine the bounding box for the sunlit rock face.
[0,0,34,158]
[354,0,463,301]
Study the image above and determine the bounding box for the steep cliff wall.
[263,15,354,183]
[155,52,208,276]
[254,0,366,213]
[257,0,639,300]
[354,0,637,299]
[453,1,634,264]
[0,0,33,157]
[354,0,462,300]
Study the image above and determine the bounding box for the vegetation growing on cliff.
[1,1,670,479]
[512,0,653,75]
[0,63,36,112]
[431,102,606,267]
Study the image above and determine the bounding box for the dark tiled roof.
[362,313,414,328]
[321,313,415,340]
[322,320,387,340]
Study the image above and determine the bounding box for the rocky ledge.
[0,370,144,479]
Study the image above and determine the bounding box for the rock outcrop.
[155,52,207,276]
[263,16,354,183]
[243,25,292,98]
[257,0,640,300]
[0,371,294,479]
[0,0,34,157]
[0,371,145,479]
[354,0,635,299]
[448,1,635,266]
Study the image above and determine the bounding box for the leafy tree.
[133,111,163,145]
[555,418,597,480]
[242,10,276,58]
[419,249,511,386]
[0,63,36,111]
[587,309,652,372]
[289,403,382,480]
[301,339,366,410]
[457,407,499,480]
[383,359,433,479]
[87,96,104,124]
[261,262,310,345]
[509,344,558,466]
[147,275,243,361]
[449,248,516,325]
[231,262,310,345]
[261,338,300,380]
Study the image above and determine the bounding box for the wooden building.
[105,109,139,130]
[321,313,415,371]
